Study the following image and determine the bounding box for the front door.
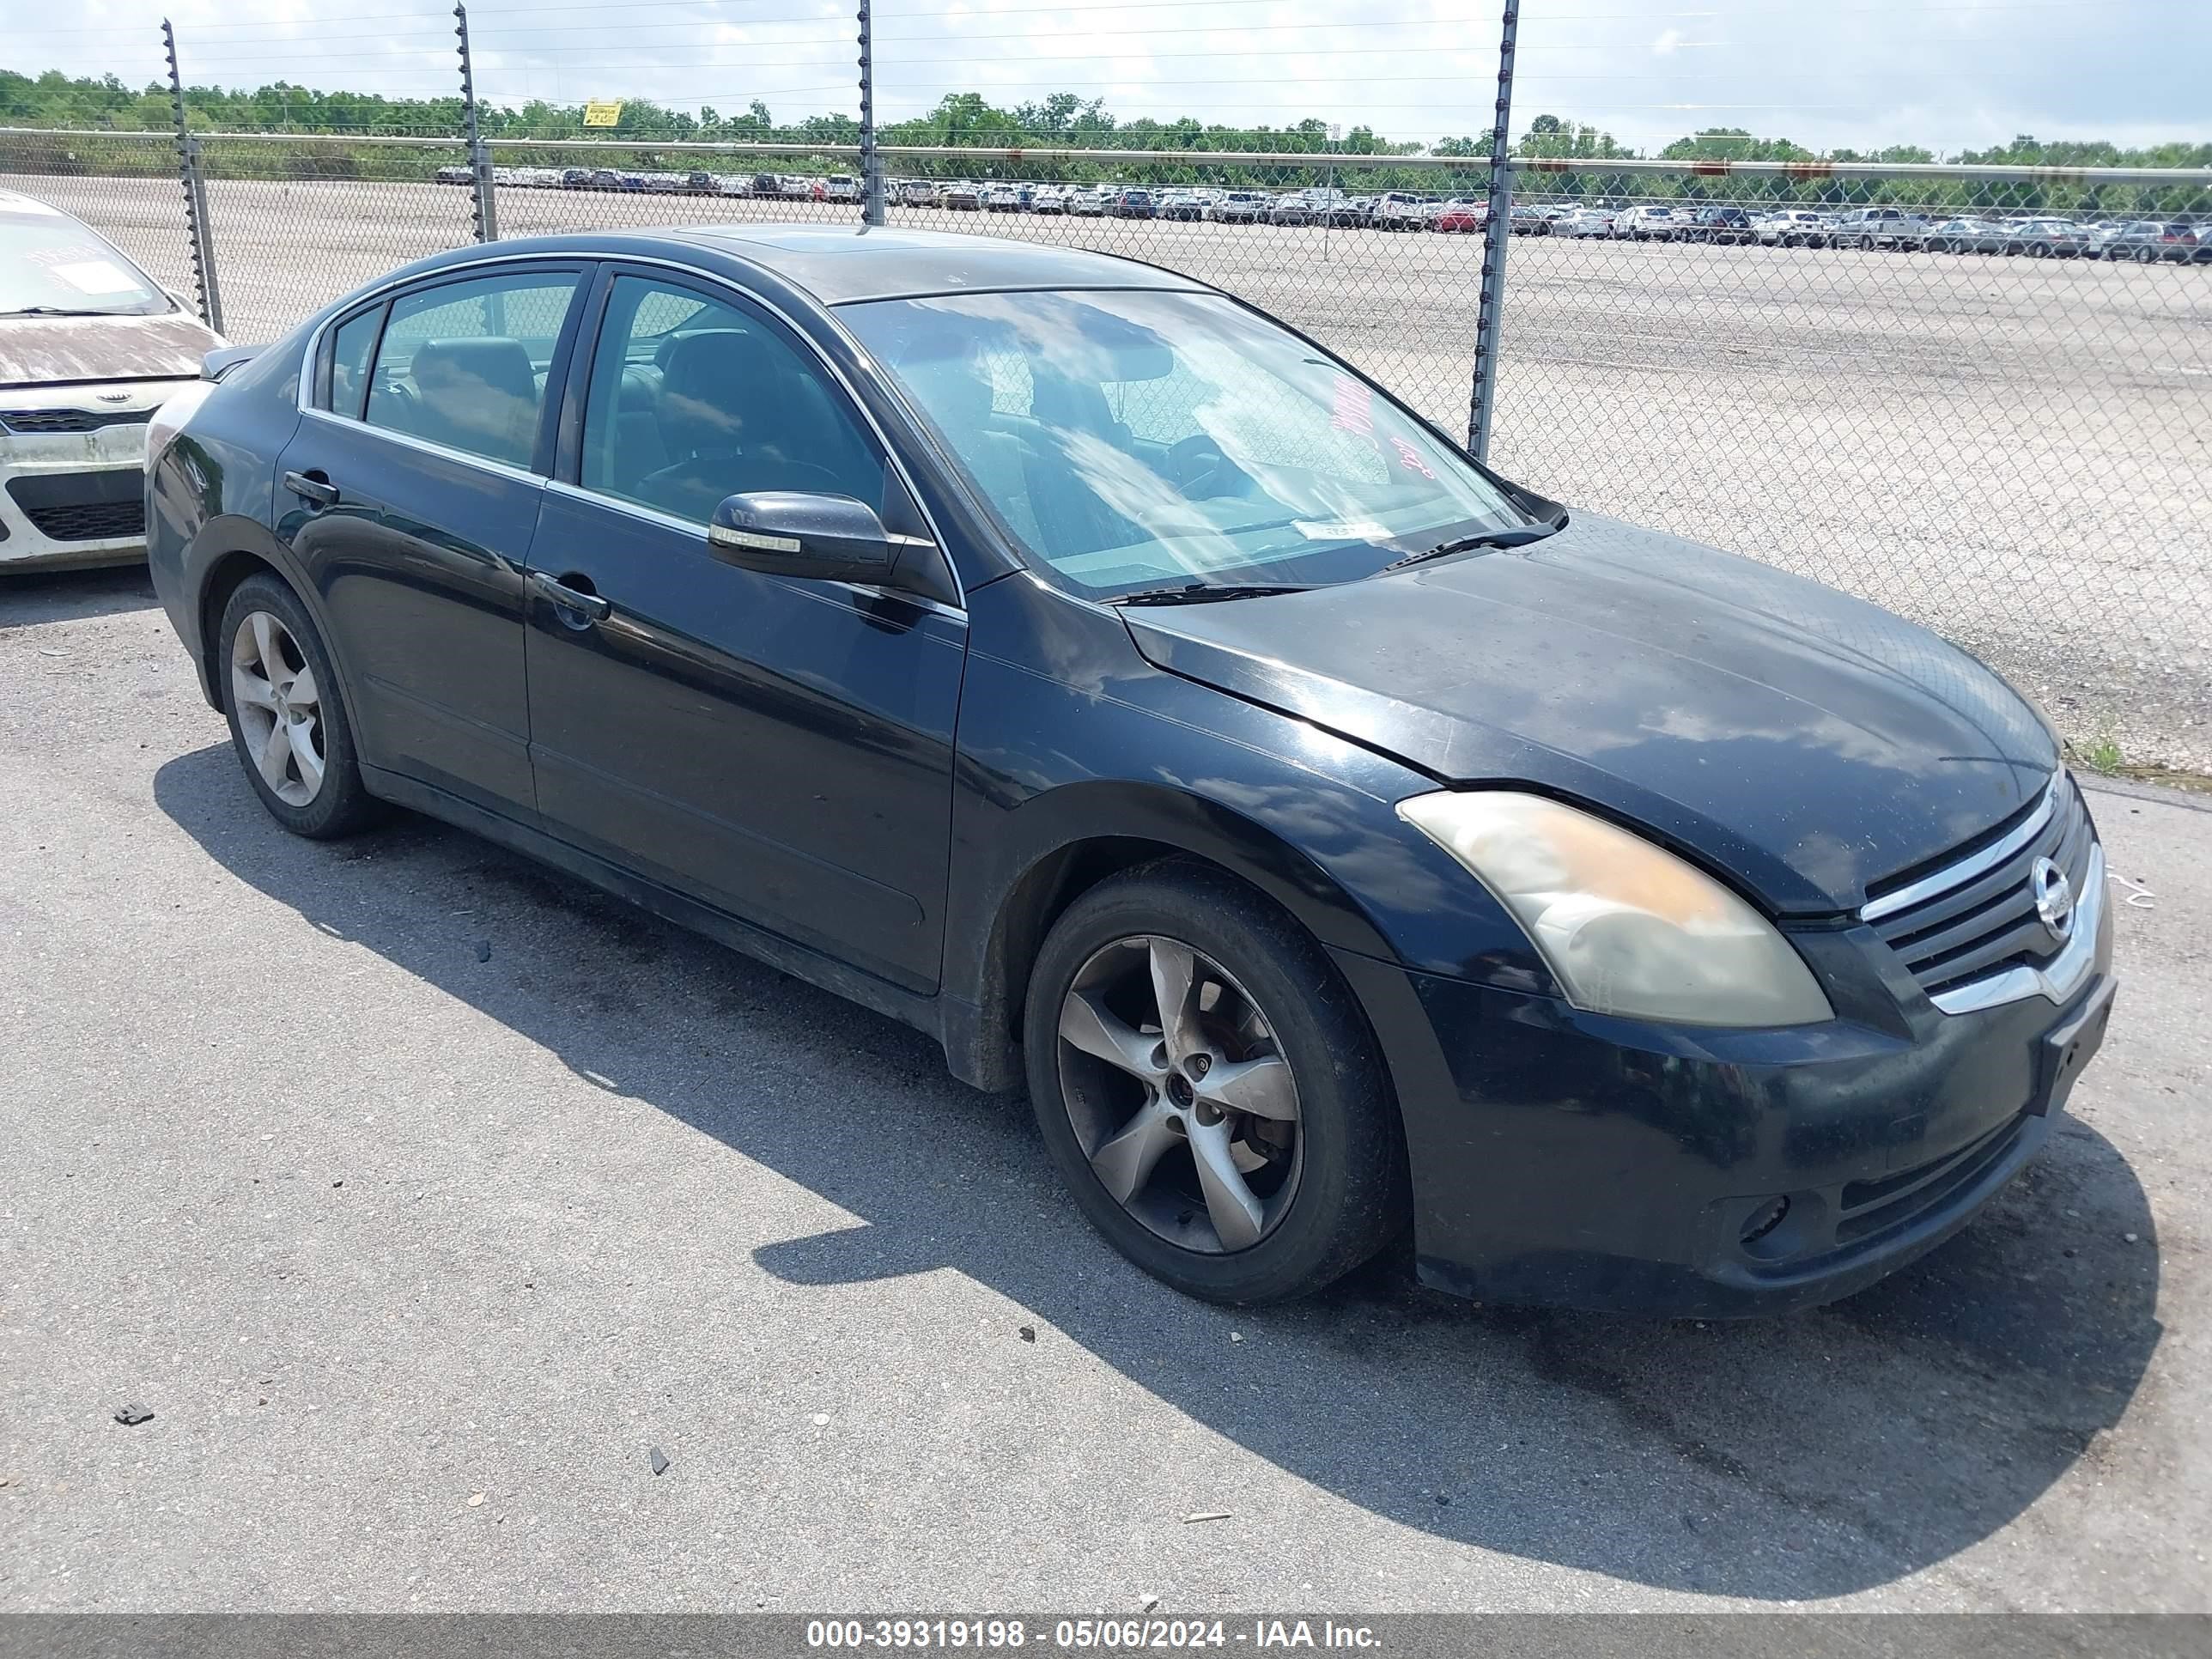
[521,270,966,993]
[278,264,586,823]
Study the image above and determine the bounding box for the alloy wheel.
[1055,934,1303,1254]
[231,610,325,806]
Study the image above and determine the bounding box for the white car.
[1758,210,1831,248]
[1,190,223,570]
[1553,207,1617,239]
[1068,189,1108,217]
[1614,205,1680,240]
[983,184,1022,212]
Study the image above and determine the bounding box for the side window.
[362,270,580,470]
[578,275,884,526]
[326,304,384,422]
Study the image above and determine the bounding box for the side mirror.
[708,489,960,609]
[708,490,896,583]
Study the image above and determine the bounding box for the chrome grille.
[0,407,152,435]
[1862,776,2095,1002]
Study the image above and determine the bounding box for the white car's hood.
[0,310,222,390]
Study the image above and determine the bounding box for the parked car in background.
[0,189,225,570]
[1833,206,1929,249]
[983,185,1021,213]
[1684,205,1755,245]
[1112,188,1157,220]
[1553,206,1617,239]
[1375,191,1430,230]
[1211,191,1267,223]
[1328,197,1376,228]
[1159,190,1206,222]
[1613,205,1680,240]
[1996,216,2090,258]
[897,179,941,208]
[1757,210,1830,248]
[2094,221,2204,262]
[1268,193,1316,227]
[1068,188,1107,217]
[1431,200,1486,234]
[942,181,983,211]
[1508,204,1551,235]
[1923,216,2005,254]
[144,226,2116,1315]
[434,165,472,186]
[1030,185,1069,216]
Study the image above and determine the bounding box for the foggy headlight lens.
[1397,790,1832,1027]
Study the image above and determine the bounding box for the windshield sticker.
[51,259,141,295]
[1295,519,1393,542]
[1328,374,1374,436]
[1390,436,1437,480]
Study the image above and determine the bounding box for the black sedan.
[144,228,2115,1314]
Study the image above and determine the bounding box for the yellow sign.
[583,101,624,129]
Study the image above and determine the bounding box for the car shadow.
[153,743,2163,1601]
[0,563,158,629]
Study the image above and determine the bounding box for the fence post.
[1467,3,1518,461]
[857,0,884,226]
[455,3,498,242]
[161,21,224,335]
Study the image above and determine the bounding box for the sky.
[6,0,2209,156]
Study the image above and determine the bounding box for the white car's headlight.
[1397,790,1833,1028]
[144,380,215,475]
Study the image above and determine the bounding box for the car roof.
[645,224,1212,305]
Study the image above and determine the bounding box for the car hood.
[0,310,222,389]
[1122,514,2057,915]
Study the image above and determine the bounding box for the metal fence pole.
[161,19,223,334]
[455,3,497,241]
[858,0,884,226]
[1467,3,1518,460]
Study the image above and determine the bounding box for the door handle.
[283,469,340,507]
[529,568,611,623]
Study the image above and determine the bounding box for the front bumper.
[1,381,192,569]
[1332,880,2117,1318]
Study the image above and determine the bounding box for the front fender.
[939,574,1553,1089]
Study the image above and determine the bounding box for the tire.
[1857,234,1875,251]
[216,572,379,839]
[2134,246,2156,264]
[1022,860,1410,1304]
[2030,242,2051,259]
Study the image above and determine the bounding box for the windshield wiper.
[1,306,131,319]
[1110,582,1316,606]
[1380,514,1567,573]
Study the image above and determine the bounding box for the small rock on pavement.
[474,939,492,963]
[811,1413,830,1427]
[2124,1231,2140,1243]
[1139,1595,1159,1613]
[647,1446,671,1476]
[1229,1331,1243,1343]
[466,1492,486,1507]
[1182,1510,1231,1524]
[113,1404,154,1426]
[1018,1325,1036,1342]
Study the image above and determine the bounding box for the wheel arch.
[188,523,369,757]
[941,780,1401,1093]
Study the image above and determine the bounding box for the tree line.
[3,67,2206,212]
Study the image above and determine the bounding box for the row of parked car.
[435,167,2210,262]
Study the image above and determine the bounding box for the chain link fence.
[3,123,2207,769]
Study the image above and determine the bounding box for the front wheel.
[217,572,379,839]
[1023,862,1409,1304]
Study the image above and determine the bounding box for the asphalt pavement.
[3,566,2208,1612]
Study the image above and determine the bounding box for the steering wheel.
[1164,434,1241,499]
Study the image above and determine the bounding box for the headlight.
[143,380,214,476]
[1397,790,1833,1028]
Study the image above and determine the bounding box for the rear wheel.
[1024,862,1408,1304]
[217,573,378,839]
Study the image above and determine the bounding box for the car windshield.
[842,288,1534,598]
[0,211,172,317]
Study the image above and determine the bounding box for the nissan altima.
[143,228,2115,1313]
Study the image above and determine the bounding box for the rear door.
[520,267,967,992]
[278,263,587,823]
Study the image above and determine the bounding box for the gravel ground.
[8,167,2208,770]
[2,567,2209,1613]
